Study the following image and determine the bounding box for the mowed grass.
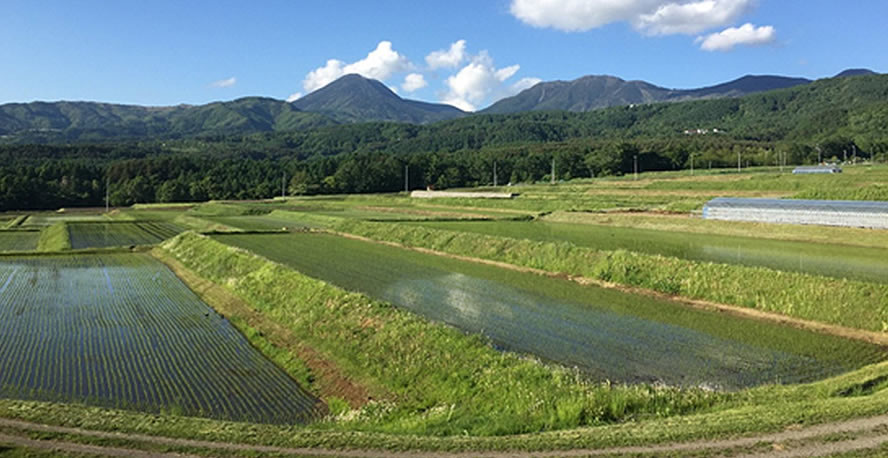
[0,252,321,424]
[67,221,183,249]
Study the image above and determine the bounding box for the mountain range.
[0,69,878,143]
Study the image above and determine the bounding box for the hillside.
[482,74,814,114]
[292,74,466,124]
[0,97,335,143]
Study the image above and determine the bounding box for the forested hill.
[223,72,888,158]
[0,97,336,143]
[481,74,813,114]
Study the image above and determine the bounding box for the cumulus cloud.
[210,77,236,88]
[510,0,755,35]
[425,40,467,69]
[401,73,428,92]
[286,92,302,102]
[442,52,521,112]
[303,41,411,92]
[697,23,776,51]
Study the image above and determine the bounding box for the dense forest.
[1,74,887,211]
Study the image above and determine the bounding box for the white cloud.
[286,92,302,102]
[697,23,776,51]
[510,77,543,93]
[210,77,236,88]
[636,0,754,35]
[425,40,467,69]
[401,73,428,92]
[510,0,755,35]
[442,52,521,112]
[303,41,411,92]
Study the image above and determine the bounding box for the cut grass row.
[278,215,888,334]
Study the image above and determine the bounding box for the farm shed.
[702,198,888,229]
[792,166,843,174]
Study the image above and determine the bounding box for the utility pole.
[633,155,638,180]
[737,151,741,172]
[817,145,822,164]
[404,165,409,192]
[281,172,286,198]
[493,161,498,187]
[550,159,556,185]
[105,175,110,213]
[843,149,847,163]
[853,144,857,162]
[690,154,694,175]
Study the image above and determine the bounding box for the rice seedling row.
[215,232,888,390]
[0,231,39,252]
[67,222,184,249]
[0,253,319,424]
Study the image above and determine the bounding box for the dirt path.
[2,415,888,457]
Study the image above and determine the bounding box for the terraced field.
[67,222,183,249]
[216,232,888,390]
[0,231,39,252]
[0,253,319,424]
[408,220,888,283]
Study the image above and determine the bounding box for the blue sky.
[2,1,886,111]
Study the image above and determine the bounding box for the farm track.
[328,230,888,347]
[2,415,888,457]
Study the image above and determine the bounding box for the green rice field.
[408,220,888,283]
[0,253,319,423]
[0,231,39,252]
[215,232,888,390]
[67,222,183,249]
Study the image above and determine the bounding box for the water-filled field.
[0,231,39,252]
[409,220,888,283]
[0,253,319,423]
[216,232,887,390]
[68,222,183,249]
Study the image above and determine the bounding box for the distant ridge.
[834,68,877,78]
[481,73,817,114]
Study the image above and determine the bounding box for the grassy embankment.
[259,212,888,335]
[35,223,70,252]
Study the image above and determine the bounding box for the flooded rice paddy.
[217,232,887,390]
[409,220,888,283]
[0,253,319,423]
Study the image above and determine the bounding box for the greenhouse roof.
[704,198,888,214]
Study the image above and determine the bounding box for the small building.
[702,197,888,229]
[792,166,842,174]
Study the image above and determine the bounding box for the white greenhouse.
[702,198,888,229]
[792,166,843,174]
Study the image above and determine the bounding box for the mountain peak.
[291,74,464,124]
[834,68,877,78]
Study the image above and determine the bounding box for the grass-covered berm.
[316,217,888,334]
[159,231,728,436]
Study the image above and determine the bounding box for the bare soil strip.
[2,415,888,457]
[329,231,888,347]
